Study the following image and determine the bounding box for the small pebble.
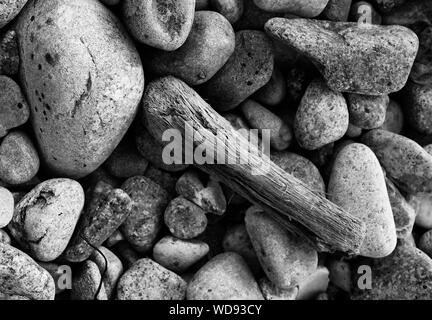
[419,230,432,258]
[121,176,170,252]
[253,0,329,17]
[210,0,244,24]
[144,165,179,194]
[164,196,208,240]
[8,179,85,262]
[199,30,274,112]
[345,123,363,138]
[362,129,432,194]
[294,79,349,150]
[297,266,330,300]
[245,206,318,289]
[402,82,432,134]
[241,99,292,151]
[407,193,432,229]
[0,131,39,185]
[153,235,209,273]
[122,0,195,51]
[328,259,351,292]
[0,243,55,300]
[347,93,389,129]
[259,278,298,300]
[328,143,397,258]
[0,229,11,244]
[71,260,107,300]
[265,18,418,95]
[322,0,352,22]
[409,26,432,85]
[0,186,13,228]
[187,252,264,300]
[253,67,287,107]
[0,30,19,76]
[379,99,404,134]
[117,258,187,300]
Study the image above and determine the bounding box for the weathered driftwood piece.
[142,76,365,254]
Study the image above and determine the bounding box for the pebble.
[104,137,149,178]
[210,0,244,24]
[352,244,432,299]
[89,246,124,299]
[379,100,404,134]
[0,229,11,244]
[145,165,179,194]
[253,67,286,107]
[117,258,187,300]
[71,260,107,300]
[146,10,235,86]
[245,206,318,289]
[8,179,85,262]
[294,79,349,150]
[0,0,29,29]
[402,82,432,134]
[0,30,19,76]
[362,129,432,194]
[271,151,325,195]
[407,193,432,229]
[297,266,330,300]
[253,0,329,17]
[153,235,209,273]
[0,76,29,138]
[345,123,362,138]
[265,18,418,95]
[104,229,125,248]
[187,252,264,300]
[386,178,416,239]
[176,170,226,215]
[0,186,13,228]
[199,30,274,112]
[0,131,39,185]
[328,259,351,292]
[328,143,397,258]
[259,278,298,300]
[164,196,208,239]
[419,230,432,258]
[241,99,292,151]
[64,181,134,262]
[121,176,169,252]
[410,26,432,85]
[346,94,389,129]
[122,0,195,51]
[322,0,352,22]
[0,243,55,300]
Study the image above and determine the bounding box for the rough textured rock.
[362,130,432,194]
[379,100,404,134]
[347,94,389,129]
[0,30,19,76]
[117,258,187,300]
[16,0,145,178]
[322,0,352,22]
[328,143,397,258]
[187,252,264,300]
[265,18,418,95]
[8,179,85,262]
[0,0,29,29]
[0,243,55,300]
[402,82,432,134]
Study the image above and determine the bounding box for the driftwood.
[142,76,366,254]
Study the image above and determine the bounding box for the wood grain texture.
[142,76,366,254]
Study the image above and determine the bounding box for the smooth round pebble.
[117,258,187,300]
[187,252,264,300]
[0,187,14,228]
[153,235,209,273]
[0,229,11,245]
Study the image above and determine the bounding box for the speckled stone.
[419,230,432,258]
[245,206,318,289]
[153,235,209,273]
[0,0,29,29]
[117,258,187,300]
[328,143,397,258]
[271,151,325,195]
[379,100,404,134]
[0,131,39,185]
[122,0,195,51]
[352,244,432,300]
[253,0,329,17]
[322,0,352,21]
[199,30,274,112]
[0,229,11,244]
[253,67,287,107]
[347,94,389,129]
[8,179,85,262]
[187,252,264,300]
[362,129,432,194]
[164,196,208,240]
[402,82,432,134]
[294,79,349,150]
[265,18,418,95]
[259,278,298,300]
[0,187,13,228]
[0,30,19,76]
[210,0,244,24]
[0,243,55,300]
[121,176,170,253]
[71,260,107,300]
